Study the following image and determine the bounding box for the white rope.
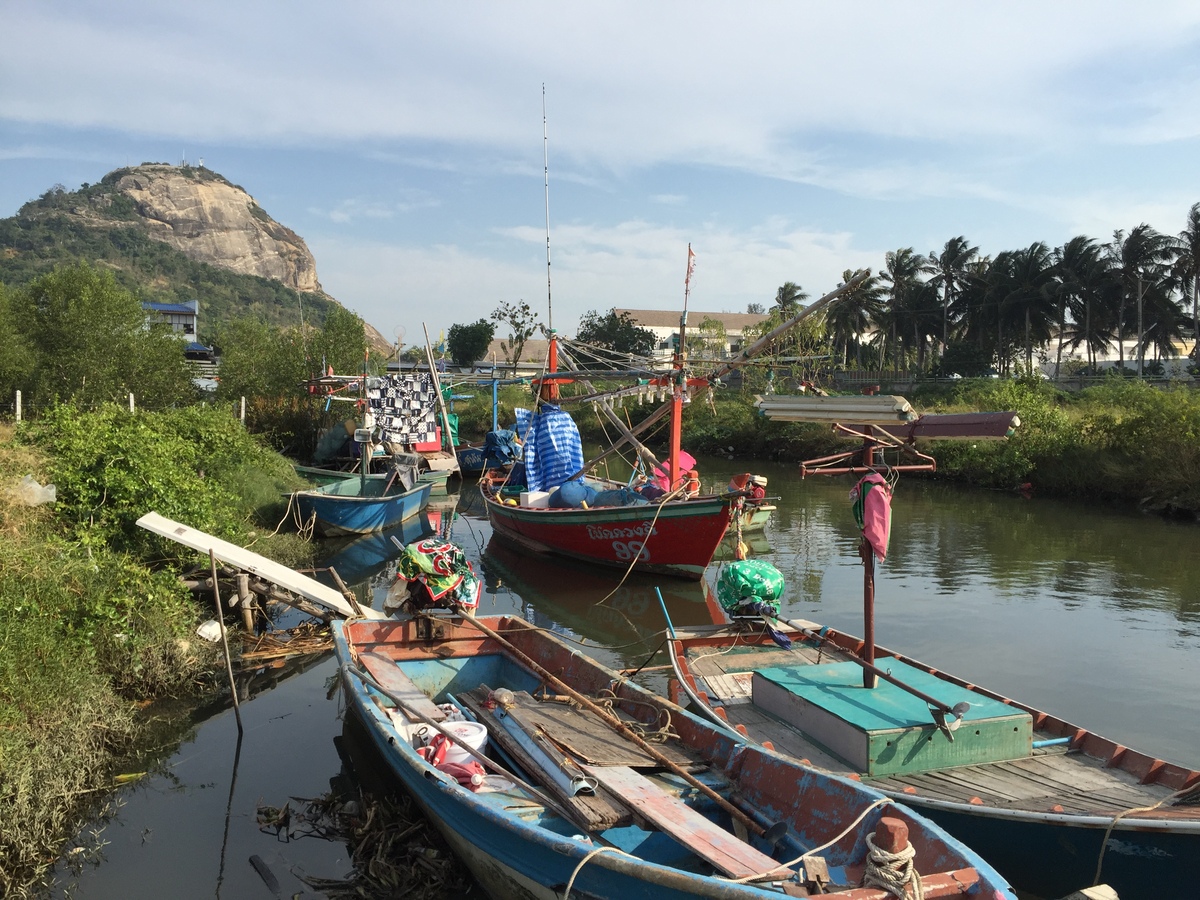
[561,845,635,898]
[862,831,923,900]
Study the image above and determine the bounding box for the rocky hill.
[19,164,321,292]
[1,163,388,351]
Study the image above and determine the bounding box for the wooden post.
[239,396,246,425]
[209,551,244,735]
[861,437,877,688]
[236,573,254,632]
[129,392,135,413]
[14,390,20,422]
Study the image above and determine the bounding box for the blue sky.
[4,2,1200,341]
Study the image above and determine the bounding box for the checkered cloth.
[368,374,438,444]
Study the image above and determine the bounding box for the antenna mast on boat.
[542,84,553,334]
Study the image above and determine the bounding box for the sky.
[4,2,1200,343]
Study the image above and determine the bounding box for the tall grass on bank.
[0,406,316,895]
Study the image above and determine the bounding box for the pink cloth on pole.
[653,450,697,490]
[850,472,892,561]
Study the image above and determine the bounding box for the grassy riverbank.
[455,377,1200,515]
[0,405,312,897]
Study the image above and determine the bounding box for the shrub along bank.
[0,404,312,897]
[452,377,1200,516]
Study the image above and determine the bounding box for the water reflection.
[480,537,720,669]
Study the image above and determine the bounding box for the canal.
[50,457,1200,898]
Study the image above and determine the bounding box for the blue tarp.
[514,405,583,493]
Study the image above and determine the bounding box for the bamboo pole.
[209,550,243,736]
[422,324,456,453]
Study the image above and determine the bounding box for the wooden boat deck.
[681,637,1187,816]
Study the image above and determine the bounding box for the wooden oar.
[456,610,769,839]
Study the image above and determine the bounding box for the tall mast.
[670,244,696,489]
[543,84,553,335]
[540,85,558,401]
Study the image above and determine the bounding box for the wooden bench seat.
[357,651,446,722]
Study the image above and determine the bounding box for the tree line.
[798,205,1200,378]
[0,263,369,420]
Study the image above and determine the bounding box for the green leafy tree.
[575,309,657,356]
[214,316,307,401]
[492,300,540,367]
[447,319,496,367]
[311,305,368,376]
[0,282,34,400]
[687,316,727,359]
[15,262,194,409]
[746,302,765,315]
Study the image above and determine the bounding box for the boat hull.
[668,622,1200,900]
[483,490,732,580]
[293,481,432,537]
[333,617,1017,900]
[907,801,1197,900]
[455,443,486,473]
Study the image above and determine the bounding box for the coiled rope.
[862,831,923,900]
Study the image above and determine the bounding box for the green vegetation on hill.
[0,213,334,344]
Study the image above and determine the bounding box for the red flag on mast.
[685,244,696,288]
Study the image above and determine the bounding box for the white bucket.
[441,721,488,764]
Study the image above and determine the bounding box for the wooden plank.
[583,765,784,881]
[137,511,385,620]
[357,652,445,722]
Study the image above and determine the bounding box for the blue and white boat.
[292,477,431,538]
[334,613,1018,900]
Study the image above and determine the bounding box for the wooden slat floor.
[682,642,1183,817]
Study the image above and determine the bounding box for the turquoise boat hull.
[293,479,432,537]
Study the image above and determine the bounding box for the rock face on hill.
[101,164,321,293]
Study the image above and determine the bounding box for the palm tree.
[771,282,808,319]
[925,236,978,353]
[1174,203,1200,364]
[1010,242,1057,372]
[1052,236,1104,376]
[1104,225,1177,374]
[825,268,885,367]
[879,248,927,369]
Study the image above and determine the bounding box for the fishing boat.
[295,459,458,495]
[292,476,432,538]
[481,262,876,581]
[666,602,1199,900]
[334,611,1018,900]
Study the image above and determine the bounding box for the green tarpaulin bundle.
[716,559,785,617]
